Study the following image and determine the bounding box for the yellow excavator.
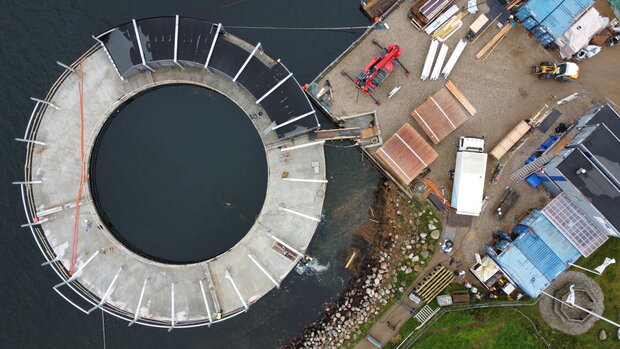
[532,61,579,81]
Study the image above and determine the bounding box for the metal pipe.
[41,254,61,266]
[568,263,601,276]
[272,110,315,130]
[129,277,150,327]
[256,73,292,104]
[23,100,41,138]
[283,178,328,183]
[225,270,248,311]
[132,19,154,72]
[280,140,324,152]
[15,138,46,146]
[56,61,77,74]
[30,97,59,110]
[233,42,261,82]
[173,15,183,69]
[88,266,125,313]
[204,23,222,71]
[199,279,213,326]
[21,218,49,228]
[13,180,42,185]
[278,206,321,222]
[265,231,303,256]
[248,252,280,288]
[54,250,100,288]
[168,281,178,332]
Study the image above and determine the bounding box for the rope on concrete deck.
[69,62,87,275]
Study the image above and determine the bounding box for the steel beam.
[272,110,315,131]
[21,218,49,228]
[128,277,150,327]
[13,180,42,185]
[233,42,261,82]
[204,23,222,71]
[15,138,46,146]
[266,231,303,256]
[132,19,154,72]
[30,97,59,110]
[56,61,77,74]
[248,252,280,288]
[278,206,321,222]
[54,250,100,288]
[280,140,324,152]
[88,266,125,313]
[173,15,183,68]
[225,270,248,311]
[199,279,213,326]
[168,281,178,332]
[282,178,328,184]
[256,73,292,104]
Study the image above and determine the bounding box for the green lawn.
[391,308,543,349]
[385,238,620,349]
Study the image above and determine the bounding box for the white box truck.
[451,137,487,216]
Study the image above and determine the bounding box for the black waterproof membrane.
[96,17,319,139]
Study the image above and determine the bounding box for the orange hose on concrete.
[69,63,86,275]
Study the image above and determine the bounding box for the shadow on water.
[0,1,382,347]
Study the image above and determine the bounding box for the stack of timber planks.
[413,265,455,303]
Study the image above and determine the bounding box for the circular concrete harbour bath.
[19,17,326,329]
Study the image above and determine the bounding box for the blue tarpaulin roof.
[515,0,594,45]
[490,210,581,297]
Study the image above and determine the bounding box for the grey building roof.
[556,148,620,232]
[583,104,620,136]
[570,124,620,187]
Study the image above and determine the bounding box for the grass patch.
[390,308,547,349]
[387,243,620,349]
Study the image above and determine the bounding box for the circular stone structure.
[19,17,325,328]
[539,271,604,335]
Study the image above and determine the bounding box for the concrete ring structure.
[17,16,327,329]
[539,271,604,335]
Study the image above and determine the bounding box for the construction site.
[302,0,620,347]
[10,0,620,347]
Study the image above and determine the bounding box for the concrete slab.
[22,33,326,328]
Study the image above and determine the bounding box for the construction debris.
[432,11,468,42]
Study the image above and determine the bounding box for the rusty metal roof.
[375,123,438,185]
[410,87,468,144]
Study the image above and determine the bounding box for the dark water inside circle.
[90,85,267,263]
[1,1,381,348]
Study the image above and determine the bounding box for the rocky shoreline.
[285,182,442,348]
